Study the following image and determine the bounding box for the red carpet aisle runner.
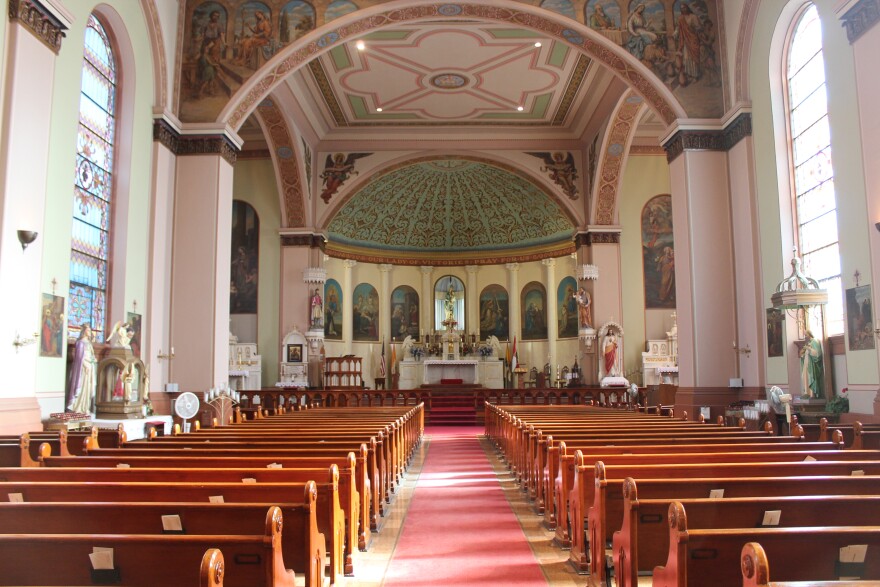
[383,425,548,586]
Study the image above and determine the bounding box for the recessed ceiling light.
[376,107,383,112]
[517,106,524,111]
[534,42,542,47]
[356,40,365,51]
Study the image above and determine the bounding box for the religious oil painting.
[521,281,548,341]
[39,293,65,358]
[766,308,784,358]
[557,276,579,339]
[846,285,875,351]
[391,286,419,341]
[127,312,142,358]
[641,194,676,308]
[230,200,259,314]
[353,282,379,341]
[286,343,303,363]
[324,279,342,340]
[479,284,509,341]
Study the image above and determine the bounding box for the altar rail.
[226,387,647,425]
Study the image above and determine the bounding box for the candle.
[171,346,175,355]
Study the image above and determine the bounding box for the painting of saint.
[127,312,142,358]
[391,286,419,341]
[766,308,784,358]
[479,284,509,341]
[39,293,65,358]
[846,285,875,351]
[230,200,259,314]
[279,1,315,46]
[233,3,273,69]
[641,194,676,308]
[521,282,548,341]
[324,279,342,340]
[558,277,579,338]
[353,283,379,341]
[586,0,621,29]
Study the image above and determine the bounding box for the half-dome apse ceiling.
[327,159,574,264]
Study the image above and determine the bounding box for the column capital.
[505,262,520,272]
[465,265,479,275]
[343,259,358,270]
[420,266,433,275]
[9,0,67,54]
[378,264,393,273]
[541,258,557,268]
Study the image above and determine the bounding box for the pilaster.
[420,266,433,333]
[378,264,392,344]
[466,265,479,339]
[342,260,357,355]
[506,263,521,343]
[542,258,558,375]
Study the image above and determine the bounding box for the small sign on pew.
[116,463,130,469]
[852,469,865,476]
[241,477,257,484]
[803,455,816,462]
[709,489,724,499]
[761,510,781,526]
[89,547,120,585]
[161,514,184,533]
[208,495,225,503]
[267,463,282,469]
[8,492,23,503]
[838,544,869,580]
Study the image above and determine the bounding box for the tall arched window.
[69,15,117,343]
[785,3,842,335]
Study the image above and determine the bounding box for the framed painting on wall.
[521,282,548,341]
[39,293,65,358]
[324,279,342,340]
[391,285,419,341]
[230,200,259,314]
[846,285,875,351]
[558,276,578,338]
[286,343,303,363]
[353,282,379,341]
[641,194,676,309]
[126,311,142,358]
[479,284,509,341]
[766,308,784,358]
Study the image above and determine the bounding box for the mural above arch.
[325,157,576,265]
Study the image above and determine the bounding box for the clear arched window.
[785,4,842,335]
[68,14,117,343]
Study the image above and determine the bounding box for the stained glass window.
[69,14,116,342]
[786,4,842,335]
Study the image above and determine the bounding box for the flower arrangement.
[827,388,849,414]
[479,345,493,359]
[410,346,425,360]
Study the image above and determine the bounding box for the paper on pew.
[116,463,130,469]
[761,510,781,526]
[8,493,23,503]
[161,515,183,531]
[840,544,868,563]
[852,470,865,476]
[90,547,114,570]
[803,455,816,462]
[208,495,225,503]
[709,489,724,499]
[267,463,283,469]
[241,477,257,484]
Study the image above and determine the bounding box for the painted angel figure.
[319,152,372,203]
[527,151,579,199]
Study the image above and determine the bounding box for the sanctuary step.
[427,394,477,426]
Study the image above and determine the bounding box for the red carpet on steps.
[383,425,548,586]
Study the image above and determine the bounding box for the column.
[506,263,521,343]
[342,260,357,355]
[668,148,737,417]
[169,141,237,390]
[420,266,433,334]
[378,264,392,343]
[543,258,558,380]
[0,3,66,433]
[466,265,479,339]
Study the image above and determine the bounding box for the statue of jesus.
[444,283,456,321]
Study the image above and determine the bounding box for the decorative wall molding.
[9,0,66,54]
[280,234,326,248]
[151,119,239,165]
[842,0,880,44]
[573,231,621,246]
[594,91,644,225]
[238,149,272,160]
[663,113,753,162]
[255,99,306,227]
[323,242,576,267]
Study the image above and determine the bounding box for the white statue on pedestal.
[401,335,415,360]
[108,321,133,349]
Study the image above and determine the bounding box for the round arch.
[217,0,686,130]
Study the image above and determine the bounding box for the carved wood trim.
[280,234,325,248]
[152,119,239,165]
[842,0,880,44]
[663,113,752,162]
[9,0,66,54]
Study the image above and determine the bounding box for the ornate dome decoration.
[326,157,575,266]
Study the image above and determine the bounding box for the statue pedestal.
[600,376,629,387]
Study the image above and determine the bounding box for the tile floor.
[342,430,586,586]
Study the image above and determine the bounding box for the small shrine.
[277,326,309,388]
[598,321,627,387]
[641,312,679,385]
[96,322,147,419]
[229,332,262,390]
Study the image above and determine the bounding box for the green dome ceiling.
[327,159,574,264]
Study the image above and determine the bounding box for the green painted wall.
[37,1,155,394]
[619,154,672,382]
[233,158,282,386]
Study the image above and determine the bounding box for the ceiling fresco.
[326,158,575,260]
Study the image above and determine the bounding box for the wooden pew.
[0,507,295,586]
[854,421,880,450]
[613,478,880,587]
[0,473,346,584]
[741,542,880,587]
[653,502,880,587]
[0,434,42,467]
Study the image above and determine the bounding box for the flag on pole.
[390,343,397,375]
[379,339,387,377]
[511,335,518,371]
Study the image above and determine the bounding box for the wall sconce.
[157,347,176,361]
[733,341,752,358]
[12,331,39,352]
[17,230,38,251]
